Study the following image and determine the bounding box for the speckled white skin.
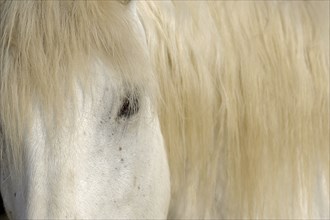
[1,60,170,219]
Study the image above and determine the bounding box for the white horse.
[0,1,329,219]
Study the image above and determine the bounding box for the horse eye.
[118,95,139,119]
[119,0,131,5]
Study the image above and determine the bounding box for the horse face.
[6,67,170,219]
[0,1,170,219]
[5,66,170,219]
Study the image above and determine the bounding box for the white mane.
[139,1,329,218]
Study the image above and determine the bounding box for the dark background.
[0,195,7,219]
[0,195,4,213]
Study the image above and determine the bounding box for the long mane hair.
[0,1,329,219]
[139,1,329,218]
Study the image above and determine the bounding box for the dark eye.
[117,94,139,119]
[120,0,131,5]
